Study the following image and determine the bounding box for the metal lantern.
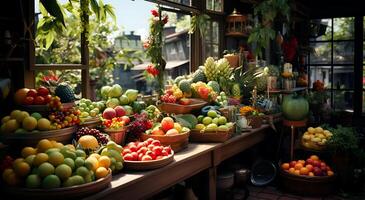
[226,9,248,37]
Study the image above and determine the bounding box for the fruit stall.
[1,0,365,200]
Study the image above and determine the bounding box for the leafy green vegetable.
[174,114,198,129]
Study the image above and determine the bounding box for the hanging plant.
[143,6,168,95]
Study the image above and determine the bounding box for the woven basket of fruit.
[141,131,189,153]
[279,155,335,195]
[190,123,235,143]
[19,102,75,116]
[301,126,332,151]
[79,117,102,129]
[103,128,127,146]
[123,139,174,170]
[158,98,207,114]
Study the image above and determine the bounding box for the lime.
[212,118,219,125]
[197,115,204,123]
[75,149,86,158]
[42,175,61,189]
[202,117,212,126]
[45,148,61,155]
[25,174,41,188]
[31,112,42,120]
[48,151,64,166]
[218,116,227,125]
[55,164,72,180]
[75,157,85,168]
[76,166,89,177]
[38,162,55,178]
[64,158,75,170]
[207,110,218,118]
[25,155,36,166]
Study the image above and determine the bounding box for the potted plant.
[223,50,239,68]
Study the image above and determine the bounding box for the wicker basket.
[279,168,336,196]
[79,117,102,129]
[246,115,262,129]
[223,54,239,68]
[104,128,127,145]
[189,123,235,143]
[158,98,207,114]
[140,131,189,152]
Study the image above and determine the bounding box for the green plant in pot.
[248,0,290,58]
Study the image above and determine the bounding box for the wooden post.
[80,0,90,98]
[208,167,217,200]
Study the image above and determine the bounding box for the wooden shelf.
[267,87,307,94]
[84,125,272,200]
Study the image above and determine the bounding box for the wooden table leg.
[208,167,217,200]
[290,125,294,160]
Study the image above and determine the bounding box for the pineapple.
[216,58,232,80]
[231,83,241,98]
[203,57,217,81]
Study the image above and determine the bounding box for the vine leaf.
[40,0,65,26]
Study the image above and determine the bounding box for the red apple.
[114,106,126,117]
[161,117,174,132]
[103,108,116,120]
[121,116,130,124]
[151,129,165,136]
[320,162,327,168]
[313,167,322,176]
[289,161,297,168]
[27,89,37,97]
[44,94,52,103]
[313,160,321,167]
[306,158,313,165]
[23,96,34,105]
[34,96,45,105]
[37,86,49,96]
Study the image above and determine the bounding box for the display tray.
[189,124,235,143]
[0,125,77,149]
[279,168,335,196]
[158,98,207,114]
[3,171,112,200]
[124,151,174,170]
[140,131,189,153]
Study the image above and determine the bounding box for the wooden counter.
[85,125,271,200]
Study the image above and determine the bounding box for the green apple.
[106,98,120,108]
[202,117,212,126]
[212,118,219,125]
[124,89,138,102]
[206,124,218,131]
[195,124,205,130]
[108,84,123,98]
[218,116,227,125]
[207,110,218,118]
[218,125,229,131]
[119,95,130,105]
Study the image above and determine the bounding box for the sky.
[36,0,156,40]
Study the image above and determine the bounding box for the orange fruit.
[21,147,37,158]
[327,171,334,176]
[95,167,109,179]
[98,156,111,168]
[14,88,29,105]
[281,163,290,170]
[306,164,314,172]
[37,139,53,153]
[299,167,309,175]
[298,160,306,165]
[288,168,295,174]
[13,161,31,177]
[308,172,315,177]
[294,163,303,170]
[310,155,319,161]
[13,158,25,166]
[294,170,300,176]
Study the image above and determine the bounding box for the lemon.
[55,164,72,180]
[48,151,64,166]
[98,156,111,168]
[33,153,49,166]
[37,139,53,153]
[85,156,99,171]
[95,167,108,179]
[21,147,37,158]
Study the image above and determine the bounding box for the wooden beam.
[80,0,90,99]
[145,0,200,14]
[33,64,87,70]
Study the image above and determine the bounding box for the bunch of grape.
[76,127,109,145]
[49,108,81,130]
[48,96,63,111]
[128,113,153,139]
[160,93,176,103]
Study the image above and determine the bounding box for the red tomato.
[151,140,161,146]
[131,152,138,161]
[37,86,49,96]
[145,151,156,160]
[152,146,163,156]
[137,147,148,155]
[161,150,168,156]
[34,96,45,105]
[147,144,155,151]
[23,96,34,105]
[123,153,134,161]
[127,142,136,147]
[142,155,152,161]
[44,94,52,103]
[122,148,132,156]
[146,138,154,145]
[138,153,144,161]
[143,141,149,147]
[163,146,172,154]
[27,89,37,97]
[137,142,145,150]
[129,145,138,152]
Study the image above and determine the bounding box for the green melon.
[207,81,220,93]
[178,80,192,94]
[192,69,207,83]
[174,76,185,85]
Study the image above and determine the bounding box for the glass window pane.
[310,66,332,89]
[310,42,332,64]
[206,0,223,12]
[166,0,191,6]
[334,91,353,111]
[204,20,220,59]
[333,17,354,40]
[333,66,354,89]
[333,41,354,64]
[309,19,332,41]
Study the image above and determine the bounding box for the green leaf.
[40,0,65,26]
[90,0,100,20]
[174,114,198,129]
[104,4,116,22]
[45,31,55,50]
